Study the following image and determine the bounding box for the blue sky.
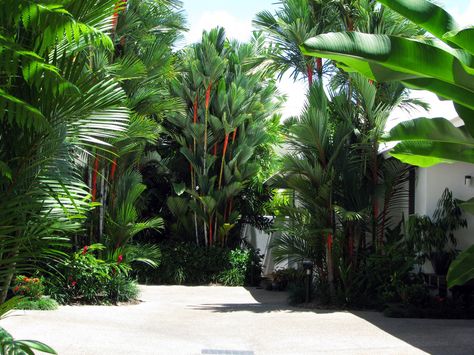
[180,0,474,120]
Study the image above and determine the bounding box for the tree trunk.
[326,233,335,299]
[0,238,19,304]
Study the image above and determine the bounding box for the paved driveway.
[1,286,473,354]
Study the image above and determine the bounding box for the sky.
[180,0,474,124]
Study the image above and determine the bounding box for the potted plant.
[408,189,467,275]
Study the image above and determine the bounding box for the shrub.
[217,268,246,286]
[140,242,263,286]
[215,249,250,286]
[15,297,59,311]
[287,284,310,305]
[46,244,138,305]
[12,276,44,300]
[141,243,231,285]
[106,275,140,303]
[244,246,264,286]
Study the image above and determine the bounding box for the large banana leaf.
[377,0,460,40]
[447,244,474,288]
[301,0,474,167]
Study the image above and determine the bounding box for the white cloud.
[448,0,474,27]
[386,90,458,131]
[278,74,307,119]
[185,10,253,45]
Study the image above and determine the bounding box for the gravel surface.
[2,285,473,354]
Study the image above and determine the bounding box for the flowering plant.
[13,276,44,300]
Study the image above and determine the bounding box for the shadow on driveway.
[188,286,337,314]
[189,286,474,354]
[353,311,474,355]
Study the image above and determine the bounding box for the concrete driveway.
[1,286,473,355]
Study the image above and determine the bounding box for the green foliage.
[142,243,231,285]
[46,243,138,304]
[0,0,134,302]
[407,189,466,274]
[105,169,164,249]
[15,297,59,311]
[351,243,419,308]
[302,0,474,167]
[217,249,250,286]
[139,242,262,286]
[163,28,283,246]
[448,244,474,288]
[217,268,246,287]
[0,327,57,355]
[106,275,140,304]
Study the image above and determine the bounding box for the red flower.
[82,245,89,255]
[71,280,77,287]
[117,254,123,263]
[13,286,19,293]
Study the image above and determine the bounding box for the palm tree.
[0,0,131,303]
[254,0,336,87]
[273,84,352,296]
[85,0,185,247]
[165,29,283,246]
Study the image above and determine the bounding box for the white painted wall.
[242,220,290,276]
[415,163,474,250]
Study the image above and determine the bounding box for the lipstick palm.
[254,0,336,86]
[166,29,282,246]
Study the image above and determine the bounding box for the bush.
[15,297,58,311]
[142,243,230,285]
[217,268,246,286]
[217,249,250,286]
[12,276,44,300]
[140,242,263,286]
[287,284,309,305]
[106,275,140,303]
[46,244,138,305]
[384,300,474,319]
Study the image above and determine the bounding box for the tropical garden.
[1,0,474,352]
